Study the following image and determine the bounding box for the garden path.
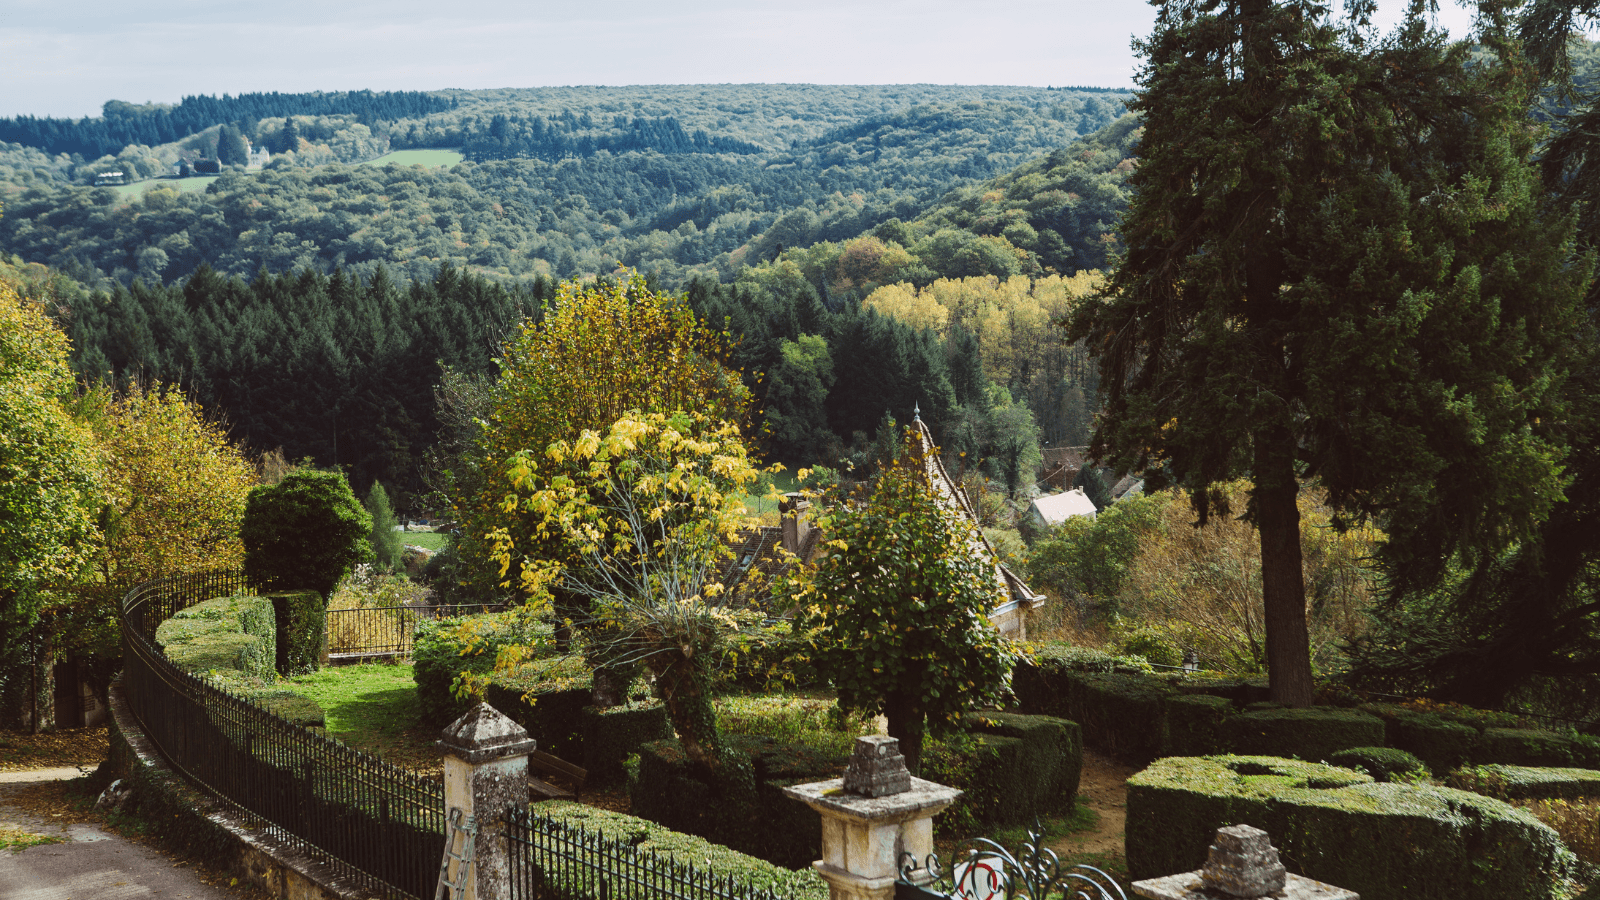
[1047,748,1137,859]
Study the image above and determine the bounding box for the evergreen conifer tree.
[365,481,403,573]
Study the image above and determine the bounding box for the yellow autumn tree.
[81,382,256,584]
[0,281,103,675]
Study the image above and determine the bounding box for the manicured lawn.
[288,663,441,775]
[359,149,463,168]
[109,176,218,200]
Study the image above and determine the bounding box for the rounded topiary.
[241,469,372,599]
[1328,746,1430,783]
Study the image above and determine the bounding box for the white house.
[1029,488,1098,529]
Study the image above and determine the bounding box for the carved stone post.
[784,736,963,900]
[439,702,536,900]
[1131,825,1358,900]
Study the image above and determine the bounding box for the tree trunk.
[1255,436,1314,708]
[884,690,924,777]
[649,651,721,772]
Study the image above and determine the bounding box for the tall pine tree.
[1072,0,1588,705]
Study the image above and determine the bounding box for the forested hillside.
[0,85,1130,291]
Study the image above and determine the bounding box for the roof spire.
[913,402,922,423]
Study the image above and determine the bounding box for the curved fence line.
[120,570,446,900]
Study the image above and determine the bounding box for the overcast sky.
[2,1,1480,119]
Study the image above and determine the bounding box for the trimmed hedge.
[1359,704,1480,775]
[156,594,277,678]
[534,801,829,900]
[1480,728,1582,768]
[1127,755,1575,900]
[1327,747,1428,783]
[1223,707,1385,762]
[484,658,592,762]
[582,703,671,786]
[1448,765,1600,803]
[1163,694,1234,758]
[1014,667,1176,763]
[266,591,324,675]
[954,712,1083,827]
[629,735,847,869]
[716,622,821,692]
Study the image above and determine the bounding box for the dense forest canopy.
[0,85,1130,292]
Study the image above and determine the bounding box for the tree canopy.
[1071,0,1589,705]
[242,468,372,599]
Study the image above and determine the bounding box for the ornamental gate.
[895,826,1126,900]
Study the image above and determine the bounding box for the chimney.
[780,492,812,556]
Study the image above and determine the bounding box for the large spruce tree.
[1071,0,1589,705]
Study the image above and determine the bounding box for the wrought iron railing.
[120,570,446,900]
[505,807,788,900]
[324,603,506,657]
[896,825,1127,900]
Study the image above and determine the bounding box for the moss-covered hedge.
[1127,755,1575,900]
[533,801,829,900]
[156,594,277,678]
[1223,706,1385,762]
[1013,666,1176,763]
[266,591,324,675]
[1447,765,1600,803]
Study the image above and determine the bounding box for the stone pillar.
[1131,825,1358,900]
[439,702,536,900]
[783,737,963,900]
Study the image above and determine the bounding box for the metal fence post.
[439,702,535,900]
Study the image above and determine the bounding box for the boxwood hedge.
[1127,755,1574,900]
[533,801,829,900]
[1223,706,1385,762]
[156,594,277,678]
[1447,765,1600,803]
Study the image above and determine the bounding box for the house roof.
[1031,488,1098,525]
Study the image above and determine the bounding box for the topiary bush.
[266,591,324,675]
[1360,703,1480,775]
[1127,755,1575,900]
[1479,728,1582,768]
[1327,746,1429,783]
[1222,706,1385,762]
[242,469,372,599]
[155,593,277,678]
[533,801,829,900]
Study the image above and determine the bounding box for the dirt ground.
[1047,748,1138,859]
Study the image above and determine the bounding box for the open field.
[358,149,463,168]
[109,176,218,200]
[400,531,449,551]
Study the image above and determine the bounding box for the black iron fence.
[505,808,788,900]
[325,603,506,657]
[120,570,446,900]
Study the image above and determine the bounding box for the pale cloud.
[0,1,1480,118]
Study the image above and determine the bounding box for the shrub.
[1013,667,1176,763]
[266,591,324,675]
[209,672,326,728]
[1522,799,1600,867]
[630,735,845,869]
[1479,728,1581,768]
[1118,625,1183,668]
[926,712,1083,835]
[411,612,553,726]
[484,657,592,762]
[1162,694,1235,757]
[1327,747,1429,783]
[155,593,276,678]
[533,801,828,900]
[1222,706,1384,762]
[1360,704,1480,775]
[582,703,672,786]
[716,621,820,692]
[242,469,371,599]
[1447,765,1600,803]
[1127,755,1575,900]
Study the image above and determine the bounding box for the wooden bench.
[528,749,587,801]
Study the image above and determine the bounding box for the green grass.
[400,531,449,551]
[359,149,463,168]
[288,663,440,772]
[109,176,218,200]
